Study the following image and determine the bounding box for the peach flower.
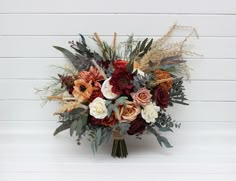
[115,101,141,122]
[131,88,152,106]
[78,66,104,82]
[72,79,93,100]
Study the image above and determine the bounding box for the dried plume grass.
[138,24,198,76]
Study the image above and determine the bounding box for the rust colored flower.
[78,66,105,82]
[88,82,103,102]
[72,79,93,100]
[101,113,117,127]
[115,101,141,122]
[155,69,173,91]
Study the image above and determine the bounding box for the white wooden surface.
[0,0,235,180]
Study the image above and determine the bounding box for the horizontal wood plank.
[0,0,235,14]
[1,14,236,36]
[0,173,235,181]
[0,36,235,58]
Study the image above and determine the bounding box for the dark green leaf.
[53,46,79,69]
[140,38,148,51]
[79,34,87,46]
[53,122,70,136]
[144,38,153,52]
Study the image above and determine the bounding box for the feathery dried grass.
[139,24,198,74]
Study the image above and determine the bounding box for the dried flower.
[58,74,75,94]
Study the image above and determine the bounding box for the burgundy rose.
[89,116,102,126]
[127,116,147,135]
[155,86,169,109]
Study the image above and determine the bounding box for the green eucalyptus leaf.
[76,120,83,136]
[159,127,173,132]
[119,122,130,135]
[70,120,77,136]
[147,126,173,148]
[96,127,102,147]
[115,96,128,106]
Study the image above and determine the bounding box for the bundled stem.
[111,127,128,158]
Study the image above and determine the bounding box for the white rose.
[101,78,119,99]
[89,97,108,119]
[141,103,160,123]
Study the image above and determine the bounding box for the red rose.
[155,86,169,109]
[113,60,128,70]
[127,116,146,135]
[89,116,102,126]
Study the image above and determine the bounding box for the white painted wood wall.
[0,0,235,180]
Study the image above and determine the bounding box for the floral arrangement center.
[37,25,198,158]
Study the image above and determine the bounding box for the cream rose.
[141,103,160,123]
[131,88,152,106]
[115,101,141,122]
[89,97,108,119]
[101,78,119,99]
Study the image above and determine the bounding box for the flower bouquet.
[37,25,197,158]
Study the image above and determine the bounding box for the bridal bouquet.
[37,25,197,158]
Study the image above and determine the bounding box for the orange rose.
[115,101,141,122]
[131,88,152,106]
